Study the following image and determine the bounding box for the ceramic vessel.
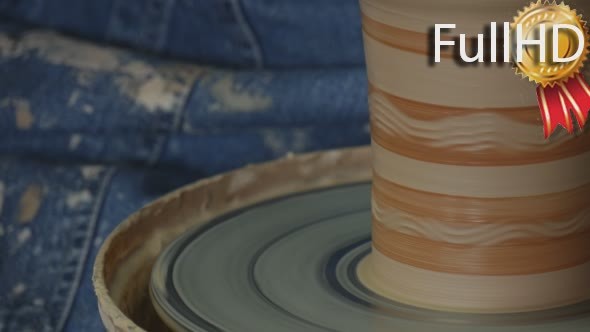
[361,0,590,313]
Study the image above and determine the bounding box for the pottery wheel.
[150,183,590,332]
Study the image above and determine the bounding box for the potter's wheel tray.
[150,184,590,332]
[93,148,590,332]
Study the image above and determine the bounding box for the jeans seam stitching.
[32,0,45,21]
[54,167,117,332]
[228,0,264,68]
[104,0,120,43]
[155,0,177,51]
[148,74,198,165]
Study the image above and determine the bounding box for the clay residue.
[135,76,179,112]
[3,31,121,71]
[67,90,95,114]
[68,90,80,107]
[291,129,309,151]
[69,134,82,150]
[17,228,31,245]
[66,190,93,209]
[208,74,272,112]
[18,184,43,223]
[228,171,258,194]
[262,130,287,155]
[77,70,96,87]
[12,283,26,296]
[0,31,201,114]
[82,104,94,114]
[2,98,34,130]
[0,34,16,57]
[81,166,104,180]
[120,61,154,77]
[318,150,344,164]
[14,99,33,129]
[115,62,199,113]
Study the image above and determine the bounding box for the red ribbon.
[536,74,590,138]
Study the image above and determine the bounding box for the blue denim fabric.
[0,3,369,331]
[0,0,365,68]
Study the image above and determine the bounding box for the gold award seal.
[512,1,590,137]
[513,1,589,86]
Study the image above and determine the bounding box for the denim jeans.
[0,0,365,68]
[0,1,369,331]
